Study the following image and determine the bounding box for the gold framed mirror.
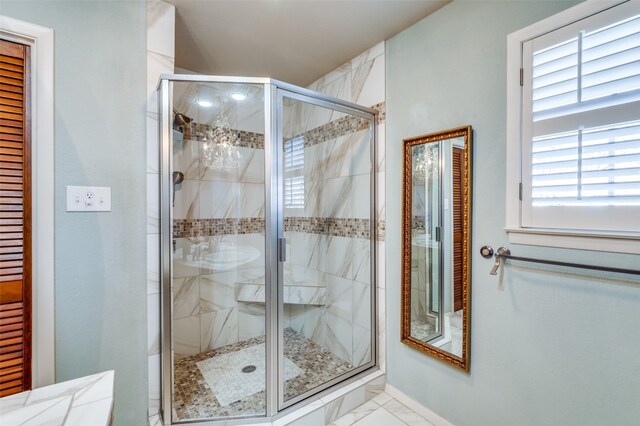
[401,125,472,371]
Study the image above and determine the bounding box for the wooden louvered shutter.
[452,148,463,312]
[0,38,31,397]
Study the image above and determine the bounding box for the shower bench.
[234,281,328,306]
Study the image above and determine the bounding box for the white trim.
[505,0,640,254]
[0,15,55,388]
[505,228,640,254]
[505,0,627,46]
[385,384,455,426]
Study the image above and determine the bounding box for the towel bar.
[485,246,640,276]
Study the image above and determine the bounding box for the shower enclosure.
[158,76,377,423]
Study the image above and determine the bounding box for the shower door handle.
[278,237,287,262]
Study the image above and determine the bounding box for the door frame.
[275,88,377,411]
[0,15,55,389]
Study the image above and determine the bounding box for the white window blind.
[521,1,640,233]
[284,136,304,208]
[531,120,640,207]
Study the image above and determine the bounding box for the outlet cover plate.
[66,186,111,212]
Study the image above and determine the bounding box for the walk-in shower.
[158,76,377,423]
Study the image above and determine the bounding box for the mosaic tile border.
[290,115,370,148]
[284,217,371,239]
[377,219,386,241]
[288,102,384,147]
[412,216,425,231]
[185,123,265,149]
[173,218,265,237]
[372,102,385,125]
[182,101,385,152]
[173,217,386,240]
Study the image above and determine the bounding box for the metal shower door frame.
[158,75,378,425]
[273,87,378,411]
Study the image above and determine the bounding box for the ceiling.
[166,0,449,87]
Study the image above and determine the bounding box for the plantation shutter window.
[284,136,304,209]
[520,1,640,233]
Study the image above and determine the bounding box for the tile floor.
[410,310,464,358]
[151,390,435,426]
[195,343,301,406]
[410,319,436,342]
[329,391,434,426]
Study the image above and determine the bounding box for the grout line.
[385,385,454,426]
[379,406,409,426]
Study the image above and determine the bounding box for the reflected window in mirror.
[402,126,472,371]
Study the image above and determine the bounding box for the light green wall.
[386,1,640,425]
[2,1,148,424]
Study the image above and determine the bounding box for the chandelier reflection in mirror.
[413,144,438,181]
[201,111,241,169]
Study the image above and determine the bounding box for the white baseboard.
[384,384,454,426]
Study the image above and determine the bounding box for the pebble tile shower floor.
[173,328,352,421]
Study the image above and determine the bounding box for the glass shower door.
[169,80,268,422]
[409,142,442,343]
[161,77,377,423]
[277,91,376,407]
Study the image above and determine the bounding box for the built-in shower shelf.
[234,282,327,305]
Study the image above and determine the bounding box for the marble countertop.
[0,370,114,426]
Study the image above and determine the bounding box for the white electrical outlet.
[66,186,111,212]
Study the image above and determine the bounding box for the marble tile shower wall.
[146,0,175,416]
[410,244,430,322]
[301,42,386,372]
[282,125,373,367]
[171,119,372,366]
[172,124,267,359]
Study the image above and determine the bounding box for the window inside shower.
[160,78,376,423]
[284,136,304,209]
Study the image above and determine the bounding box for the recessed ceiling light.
[195,98,214,107]
[230,92,247,101]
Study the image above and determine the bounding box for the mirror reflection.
[402,126,472,371]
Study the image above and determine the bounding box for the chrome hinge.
[520,68,524,86]
[519,182,523,201]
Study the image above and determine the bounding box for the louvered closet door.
[452,148,463,312]
[0,39,31,397]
